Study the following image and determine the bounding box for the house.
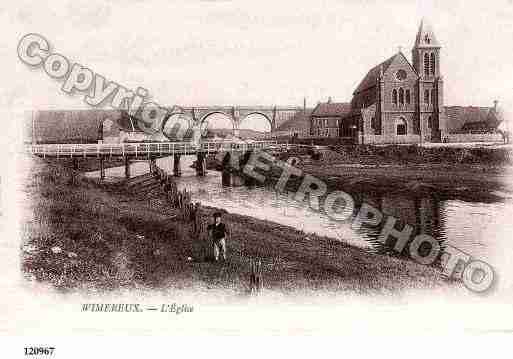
[445,101,503,133]
[274,108,313,137]
[310,99,351,137]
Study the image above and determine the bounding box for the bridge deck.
[27,141,282,158]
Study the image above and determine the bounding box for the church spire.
[414,18,441,49]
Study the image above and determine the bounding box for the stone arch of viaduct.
[164,105,301,135]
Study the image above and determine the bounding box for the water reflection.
[354,192,445,258]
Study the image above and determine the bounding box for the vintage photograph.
[1,0,513,355]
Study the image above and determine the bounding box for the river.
[86,155,513,272]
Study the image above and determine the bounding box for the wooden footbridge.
[26,140,307,180]
[27,140,282,159]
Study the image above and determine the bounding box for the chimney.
[494,100,498,112]
[327,96,332,104]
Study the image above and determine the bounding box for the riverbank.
[21,157,450,296]
[266,145,513,202]
[297,162,511,202]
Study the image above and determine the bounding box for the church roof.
[311,102,351,117]
[414,18,441,48]
[353,54,395,95]
[353,52,417,95]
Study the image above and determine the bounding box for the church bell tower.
[412,19,444,142]
[412,18,441,78]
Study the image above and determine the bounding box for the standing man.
[207,212,229,262]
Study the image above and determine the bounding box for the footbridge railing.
[26,141,281,158]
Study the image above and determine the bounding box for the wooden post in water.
[100,157,105,181]
[148,157,157,175]
[173,154,181,177]
[196,152,206,176]
[124,156,131,179]
[70,158,79,185]
[242,150,255,186]
[221,169,231,186]
[221,152,232,186]
[231,173,245,186]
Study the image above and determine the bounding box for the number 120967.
[24,347,55,356]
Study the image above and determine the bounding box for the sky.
[2,0,513,131]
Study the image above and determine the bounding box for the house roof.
[340,103,377,120]
[414,18,441,49]
[445,106,502,132]
[311,102,351,117]
[276,109,313,131]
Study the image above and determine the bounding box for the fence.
[27,140,279,158]
[153,165,264,293]
[443,133,504,143]
[259,129,313,139]
[362,134,421,145]
[249,258,263,294]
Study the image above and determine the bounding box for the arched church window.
[396,117,407,135]
[405,89,411,104]
[428,115,433,129]
[399,88,404,104]
[430,53,436,75]
[392,89,398,104]
[424,89,430,104]
[424,53,430,75]
[431,89,436,105]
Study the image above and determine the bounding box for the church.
[339,19,445,144]
[308,19,502,144]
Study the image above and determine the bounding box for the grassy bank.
[296,162,510,202]
[262,145,512,202]
[21,157,449,296]
[328,144,511,166]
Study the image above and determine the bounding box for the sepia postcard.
[1,0,513,357]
